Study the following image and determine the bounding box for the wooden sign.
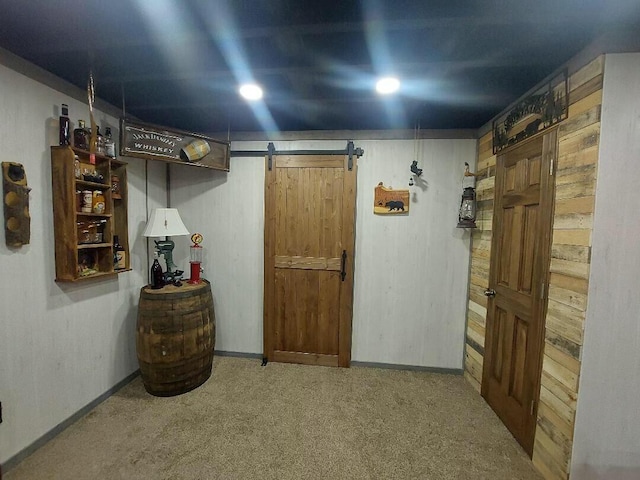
[374,182,409,214]
[2,162,30,247]
[120,119,230,171]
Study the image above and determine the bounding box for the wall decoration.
[456,163,477,229]
[120,118,230,171]
[374,182,409,215]
[2,162,31,247]
[493,70,568,153]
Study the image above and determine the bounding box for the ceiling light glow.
[239,83,263,100]
[376,77,400,95]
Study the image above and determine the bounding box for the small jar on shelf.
[111,175,121,198]
[81,190,93,213]
[92,190,106,214]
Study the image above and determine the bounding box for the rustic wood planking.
[466,320,486,350]
[546,329,581,363]
[550,257,590,280]
[263,155,277,358]
[464,371,481,393]
[274,255,341,270]
[548,284,587,311]
[552,229,591,247]
[467,307,486,329]
[549,272,589,294]
[465,354,483,387]
[551,244,591,264]
[545,299,586,346]
[338,155,357,367]
[567,90,602,118]
[533,441,570,480]
[554,196,595,215]
[464,55,606,480]
[535,425,571,472]
[542,357,579,396]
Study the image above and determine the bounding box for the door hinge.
[549,158,554,176]
[540,281,546,300]
[530,400,536,416]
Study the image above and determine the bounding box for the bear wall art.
[373,182,409,215]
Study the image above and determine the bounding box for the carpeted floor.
[6,356,542,479]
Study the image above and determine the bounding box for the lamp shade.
[143,208,190,237]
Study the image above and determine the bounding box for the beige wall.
[169,137,476,369]
[571,52,640,480]
[0,54,167,465]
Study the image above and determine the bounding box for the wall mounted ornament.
[374,182,409,215]
[456,163,477,229]
[2,162,31,247]
[493,69,568,153]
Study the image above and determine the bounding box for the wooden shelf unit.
[50,146,130,282]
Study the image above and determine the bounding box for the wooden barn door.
[264,154,357,367]
[482,131,556,455]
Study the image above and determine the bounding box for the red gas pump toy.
[188,232,204,284]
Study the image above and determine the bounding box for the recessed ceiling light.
[376,77,400,95]
[239,83,263,100]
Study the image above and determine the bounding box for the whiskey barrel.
[136,280,215,396]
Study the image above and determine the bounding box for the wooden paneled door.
[482,131,556,456]
[264,154,357,367]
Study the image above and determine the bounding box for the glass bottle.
[74,154,81,179]
[150,251,164,288]
[74,120,89,150]
[104,127,116,158]
[59,104,70,145]
[96,126,105,155]
[113,235,126,270]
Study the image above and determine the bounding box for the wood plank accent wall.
[464,56,605,480]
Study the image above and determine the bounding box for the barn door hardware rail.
[230,141,364,171]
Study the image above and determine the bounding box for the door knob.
[484,288,496,297]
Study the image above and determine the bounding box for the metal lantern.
[457,186,477,228]
[457,162,477,229]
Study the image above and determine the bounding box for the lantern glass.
[457,187,477,228]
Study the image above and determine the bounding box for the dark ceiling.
[1,0,639,134]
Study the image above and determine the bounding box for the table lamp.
[143,208,190,282]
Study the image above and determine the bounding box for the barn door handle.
[484,288,496,297]
[341,250,347,281]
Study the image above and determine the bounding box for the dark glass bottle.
[96,126,105,155]
[150,252,164,289]
[59,104,70,145]
[113,235,126,270]
[74,119,89,150]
